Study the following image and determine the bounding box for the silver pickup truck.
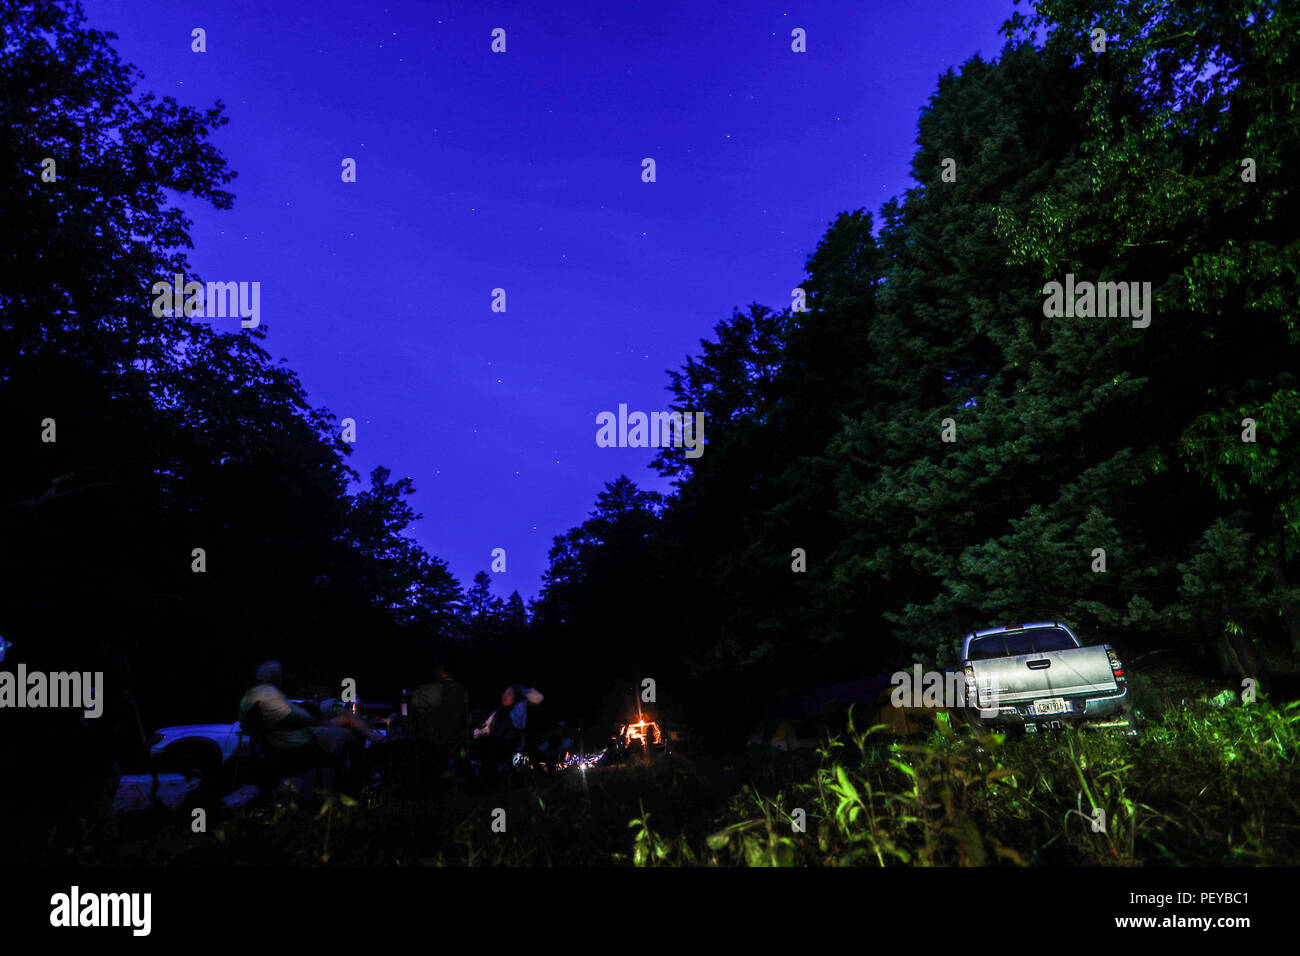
[958,622,1134,734]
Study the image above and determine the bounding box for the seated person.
[410,665,470,745]
[472,686,543,776]
[403,661,471,784]
[238,661,367,783]
[318,698,384,743]
[473,685,543,745]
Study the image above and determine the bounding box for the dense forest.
[529,0,1300,741]
[2,0,1297,811]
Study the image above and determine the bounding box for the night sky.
[86,0,1016,599]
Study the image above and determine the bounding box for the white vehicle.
[149,720,251,798]
[148,698,388,796]
[959,622,1136,735]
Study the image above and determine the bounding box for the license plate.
[1032,697,1066,716]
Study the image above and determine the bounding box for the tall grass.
[18,697,1299,867]
[694,698,1300,866]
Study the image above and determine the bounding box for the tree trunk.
[1216,629,1263,682]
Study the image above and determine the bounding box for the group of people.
[236,659,544,791]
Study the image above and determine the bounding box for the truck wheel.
[164,744,228,802]
[956,707,985,736]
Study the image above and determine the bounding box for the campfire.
[620,716,663,747]
[552,703,668,773]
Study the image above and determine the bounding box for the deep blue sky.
[88,0,1016,600]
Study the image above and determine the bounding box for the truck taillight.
[1106,647,1125,680]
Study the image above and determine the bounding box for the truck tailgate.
[970,645,1117,706]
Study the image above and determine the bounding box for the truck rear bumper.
[972,686,1129,727]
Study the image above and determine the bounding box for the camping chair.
[409,680,470,787]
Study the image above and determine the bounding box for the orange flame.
[621,718,662,746]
